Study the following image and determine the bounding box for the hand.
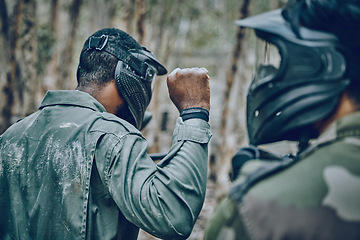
[167,68,210,112]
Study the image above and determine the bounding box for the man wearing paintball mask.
[205,0,360,239]
[0,28,211,240]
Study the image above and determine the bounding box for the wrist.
[180,107,209,122]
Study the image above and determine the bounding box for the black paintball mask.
[81,34,167,130]
[235,9,351,146]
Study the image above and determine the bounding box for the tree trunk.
[19,0,38,116]
[211,0,252,201]
[0,0,8,36]
[0,0,23,133]
[144,0,169,154]
[146,0,186,154]
[135,0,146,45]
[89,0,118,33]
[122,0,135,35]
[56,0,83,90]
[44,0,59,92]
[0,0,9,133]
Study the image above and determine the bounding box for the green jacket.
[205,112,360,240]
[0,90,212,240]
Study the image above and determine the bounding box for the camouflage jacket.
[0,90,212,240]
[205,112,360,240]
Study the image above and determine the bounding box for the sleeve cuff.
[172,117,212,144]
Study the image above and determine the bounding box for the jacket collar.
[300,112,360,158]
[39,90,107,113]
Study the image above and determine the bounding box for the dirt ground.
[137,179,218,240]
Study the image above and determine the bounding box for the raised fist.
[167,68,210,112]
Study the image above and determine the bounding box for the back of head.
[285,0,360,105]
[285,0,360,53]
[76,28,167,130]
[77,28,142,88]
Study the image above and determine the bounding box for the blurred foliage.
[37,24,55,74]
[144,0,242,53]
[0,0,285,131]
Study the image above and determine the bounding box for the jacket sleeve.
[95,117,212,239]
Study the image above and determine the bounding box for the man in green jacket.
[0,28,212,239]
[205,0,360,239]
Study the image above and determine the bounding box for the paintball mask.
[235,9,350,145]
[83,34,167,130]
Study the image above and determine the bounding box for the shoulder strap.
[230,147,296,203]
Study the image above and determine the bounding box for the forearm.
[108,118,211,238]
[144,138,209,238]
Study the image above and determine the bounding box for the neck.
[78,80,123,114]
[316,92,358,134]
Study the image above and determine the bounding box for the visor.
[128,48,167,91]
[235,9,339,46]
[129,48,167,75]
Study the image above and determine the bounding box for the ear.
[92,80,125,114]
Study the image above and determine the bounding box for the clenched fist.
[167,68,210,112]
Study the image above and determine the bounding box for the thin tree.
[135,0,146,45]
[211,0,252,200]
[123,0,136,35]
[19,0,39,116]
[0,0,23,133]
[56,0,83,90]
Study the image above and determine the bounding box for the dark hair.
[76,28,142,88]
[285,0,360,104]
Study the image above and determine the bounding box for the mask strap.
[85,35,149,78]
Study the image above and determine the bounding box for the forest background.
[0,0,293,239]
